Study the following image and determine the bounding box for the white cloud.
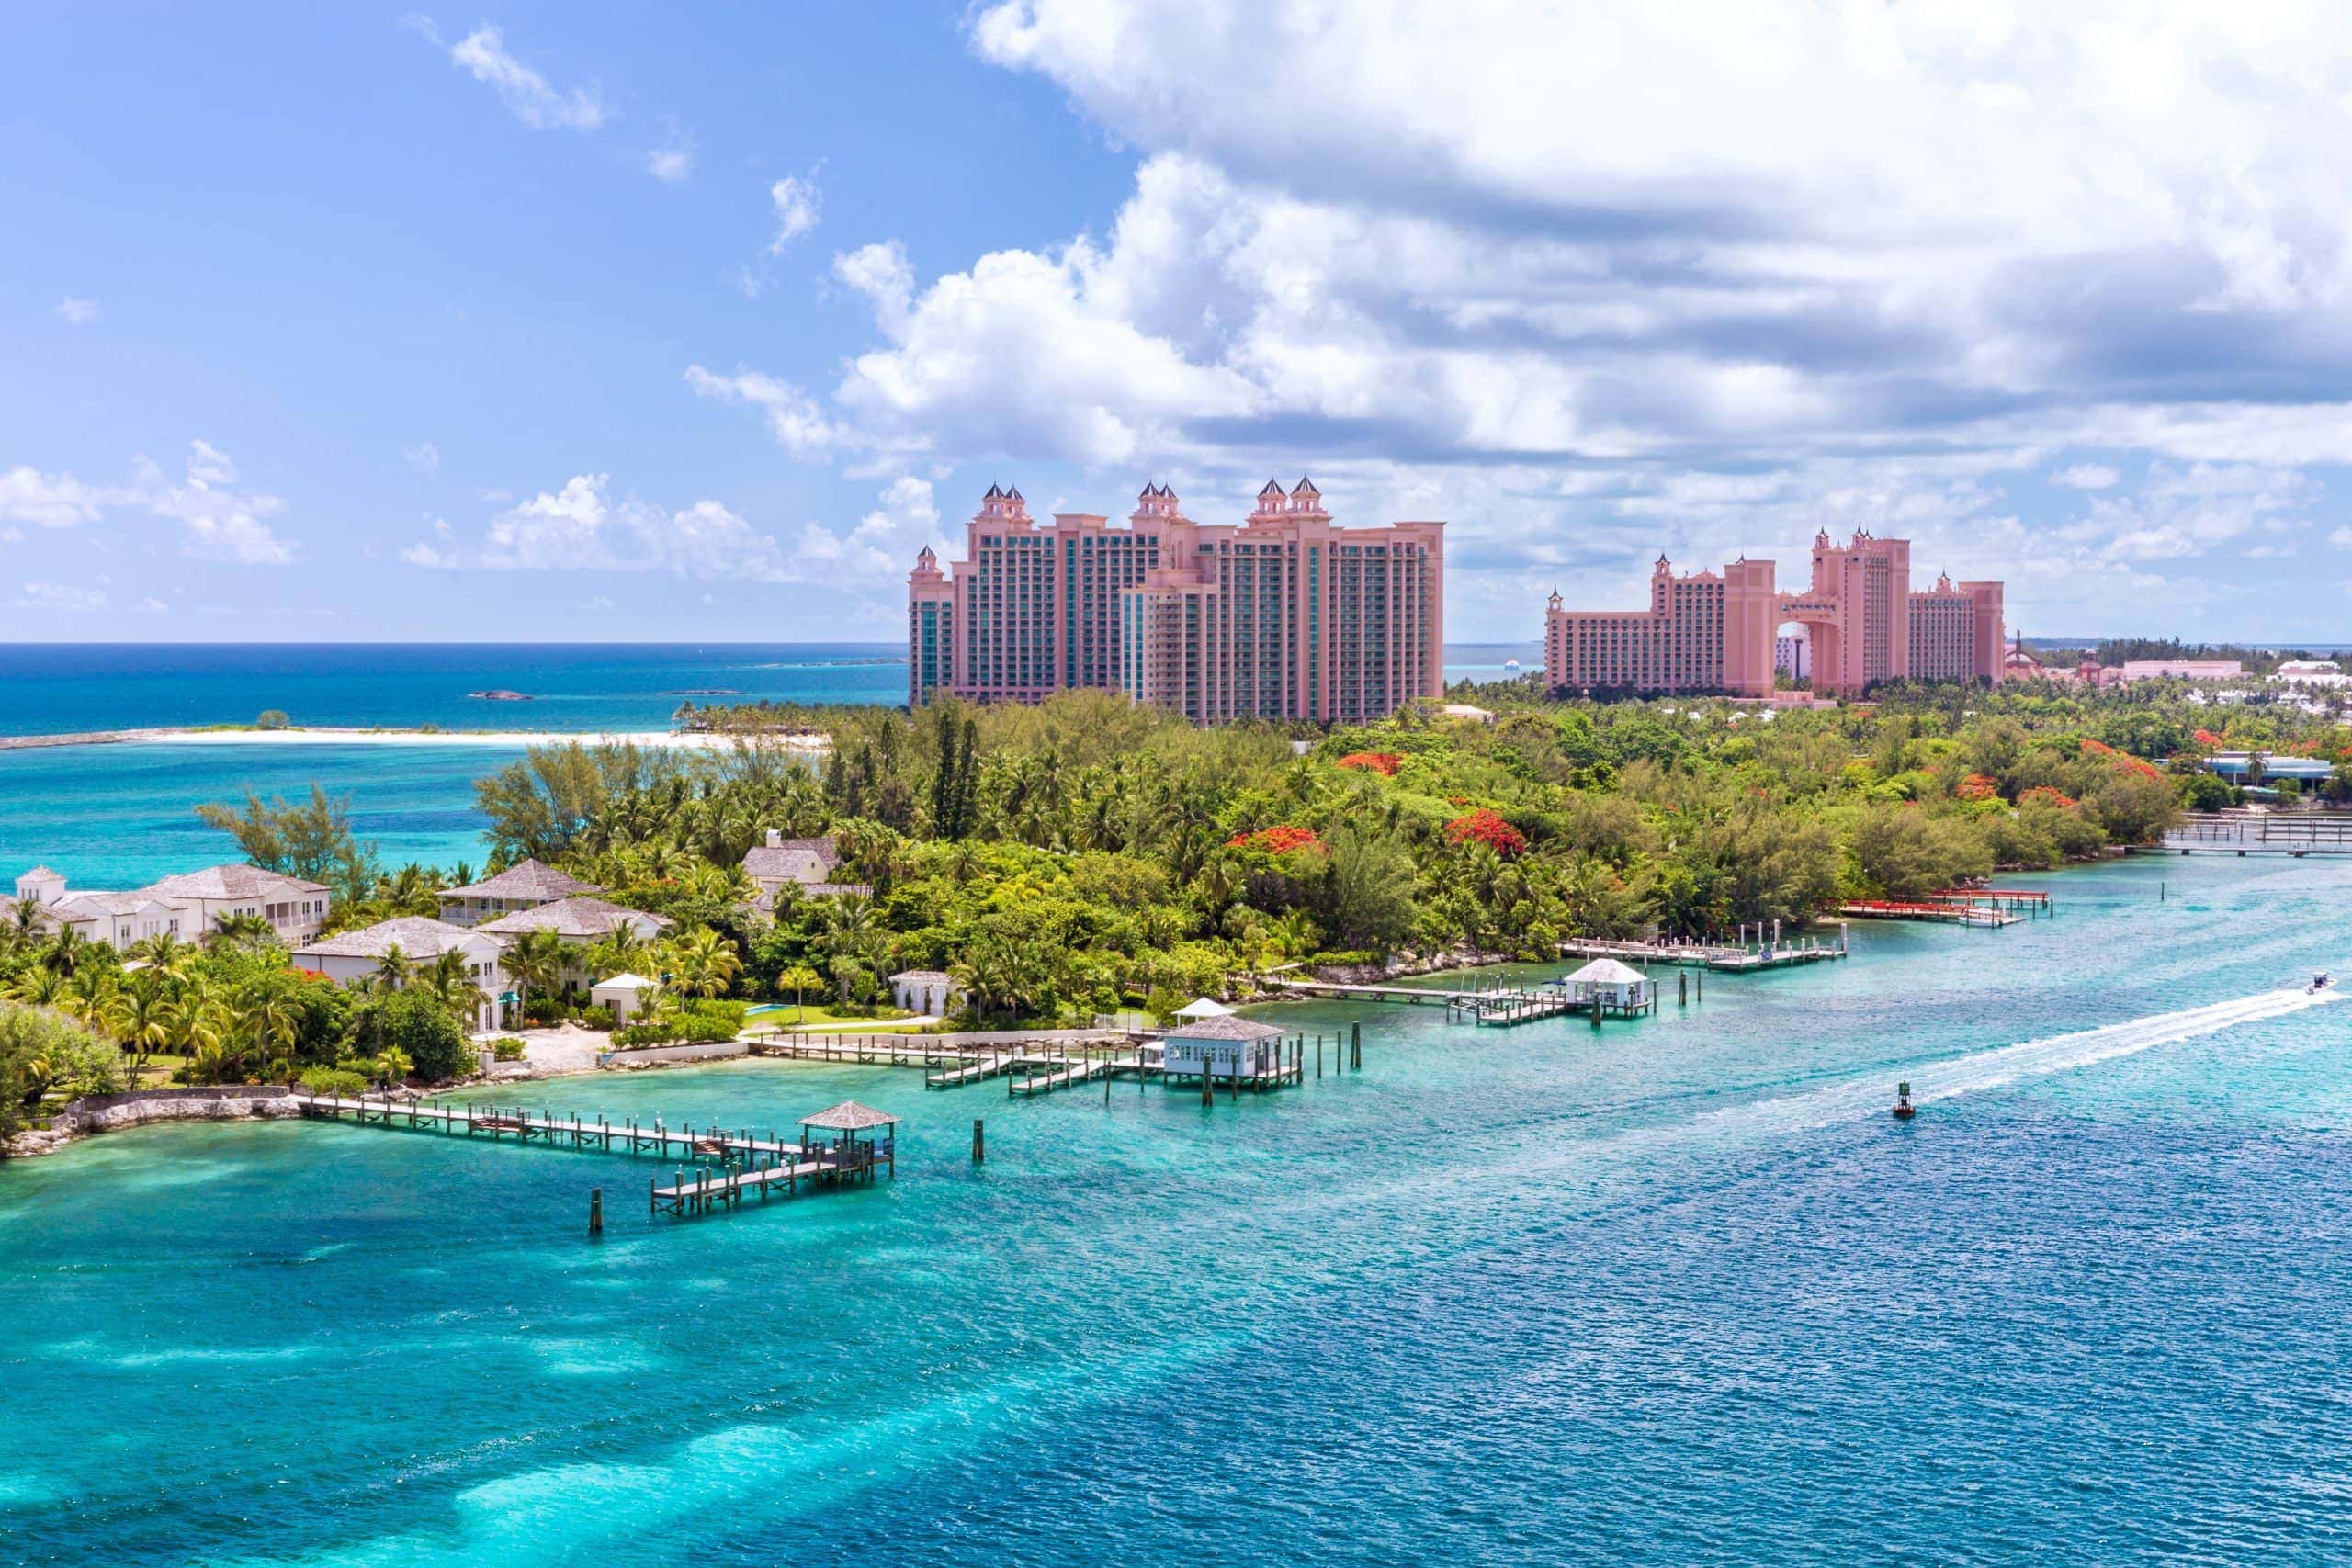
[766,175,820,254]
[0,443,290,562]
[647,124,695,184]
[135,596,167,613]
[15,581,107,613]
[2051,463,2120,491]
[402,441,441,477]
[684,364,842,457]
[53,297,100,326]
[0,466,111,528]
[412,18,609,132]
[134,441,294,564]
[404,473,943,589]
[406,474,797,581]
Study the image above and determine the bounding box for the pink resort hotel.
[908,478,1445,723]
[1544,530,2004,699]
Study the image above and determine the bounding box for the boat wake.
[1713,986,2342,1134]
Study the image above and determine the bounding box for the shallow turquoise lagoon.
[6,852,2352,1565]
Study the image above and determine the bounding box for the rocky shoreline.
[5,1086,305,1158]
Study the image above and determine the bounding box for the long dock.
[649,1146,885,1217]
[295,1093,807,1163]
[1557,936,1847,972]
[1838,899,2021,927]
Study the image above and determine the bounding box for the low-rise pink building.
[1544,531,2004,698]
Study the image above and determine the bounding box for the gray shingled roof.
[444,859,604,902]
[142,863,329,900]
[478,897,671,941]
[741,836,842,882]
[295,916,485,961]
[1163,1014,1286,1042]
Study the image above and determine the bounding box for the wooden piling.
[589,1186,604,1239]
[1351,1021,1362,1071]
[972,1118,984,1163]
[1679,971,1688,1007]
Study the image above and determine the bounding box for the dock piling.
[972,1118,985,1164]
[1679,971,1688,1008]
[589,1186,603,1239]
[1351,1021,1362,1071]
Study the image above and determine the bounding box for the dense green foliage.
[448,682,2244,1028]
[0,1002,122,1134]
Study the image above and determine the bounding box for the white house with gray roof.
[438,859,604,926]
[479,897,672,993]
[741,831,871,910]
[292,916,510,1032]
[13,863,332,951]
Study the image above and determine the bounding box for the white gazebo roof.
[1565,958,1647,986]
[1174,997,1233,1019]
[592,972,655,992]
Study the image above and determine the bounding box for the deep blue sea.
[0,643,1543,887]
[5,852,2352,1564]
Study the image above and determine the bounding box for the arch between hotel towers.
[1544,530,2004,699]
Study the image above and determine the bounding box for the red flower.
[2194,728,2223,747]
[1227,826,1325,855]
[1957,773,1999,801]
[1335,751,1402,776]
[2020,784,2079,810]
[1445,808,1528,855]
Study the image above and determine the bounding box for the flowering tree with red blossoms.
[1444,808,1527,856]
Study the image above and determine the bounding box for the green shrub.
[488,1037,527,1062]
[577,1004,616,1030]
[255,709,290,729]
[376,990,471,1083]
[298,1066,368,1097]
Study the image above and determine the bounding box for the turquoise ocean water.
[6,852,2352,1564]
[0,643,1542,887]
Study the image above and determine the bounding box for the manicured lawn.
[745,1002,922,1033]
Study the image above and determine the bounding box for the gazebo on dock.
[1560,958,1656,1015]
[1161,1013,1286,1082]
[797,1100,899,1180]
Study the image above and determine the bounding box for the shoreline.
[0,726,826,754]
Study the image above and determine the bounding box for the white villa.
[439,859,605,927]
[741,831,871,911]
[13,863,332,952]
[292,916,511,1032]
[479,896,672,992]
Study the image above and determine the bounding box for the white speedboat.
[2310,972,2333,995]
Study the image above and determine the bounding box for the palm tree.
[424,949,489,1030]
[373,1045,413,1088]
[208,910,274,948]
[104,970,174,1082]
[128,930,194,978]
[371,945,412,997]
[774,962,821,1023]
[60,963,117,1029]
[584,924,648,980]
[237,976,303,1083]
[4,964,64,1008]
[667,928,742,1000]
[159,985,228,1082]
[503,929,569,1009]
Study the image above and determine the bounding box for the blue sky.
[6,2,2352,643]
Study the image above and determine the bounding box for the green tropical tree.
[503,929,570,1006]
[667,927,743,1000]
[773,962,821,1022]
[373,1044,414,1086]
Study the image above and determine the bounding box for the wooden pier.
[2169,813,2352,857]
[1838,899,2021,928]
[1557,935,1847,973]
[649,1101,897,1219]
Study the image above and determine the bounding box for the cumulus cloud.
[684,364,842,457]
[766,175,821,254]
[407,17,609,132]
[402,441,441,477]
[405,473,943,588]
[0,442,292,562]
[651,0,2352,626]
[53,297,100,326]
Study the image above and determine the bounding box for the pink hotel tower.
[1544,529,2003,698]
[908,478,1445,723]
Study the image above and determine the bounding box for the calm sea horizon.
[0,642,1544,887]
